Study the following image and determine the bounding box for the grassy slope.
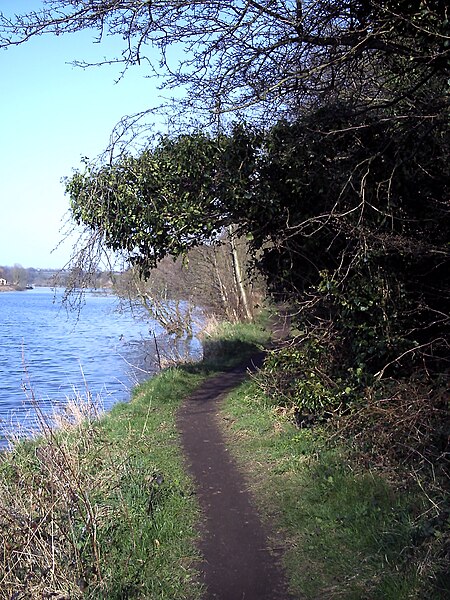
[1,318,444,599]
[0,368,207,599]
[221,380,445,599]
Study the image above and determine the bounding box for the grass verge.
[0,321,269,599]
[221,379,447,599]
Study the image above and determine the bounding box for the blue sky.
[0,2,166,269]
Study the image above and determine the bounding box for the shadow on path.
[177,351,296,600]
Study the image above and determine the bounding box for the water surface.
[0,287,200,446]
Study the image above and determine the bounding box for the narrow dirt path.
[177,349,296,600]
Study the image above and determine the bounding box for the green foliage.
[68,98,449,383]
[317,268,414,371]
[67,129,261,277]
[67,135,225,274]
[259,338,367,416]
[256,105,449,379]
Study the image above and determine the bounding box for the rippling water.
[0,287,201,447]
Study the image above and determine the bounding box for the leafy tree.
[66,129,261,317]
[67,133,237,270]
[65,101,449,374]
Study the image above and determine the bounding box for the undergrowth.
[252,312,449,598]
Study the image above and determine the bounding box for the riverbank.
[0,318,447,598]
[0,284,35,292]
[0,285,19,291]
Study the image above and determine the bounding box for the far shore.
[0,285,30,292]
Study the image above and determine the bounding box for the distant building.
[0,278,7,286]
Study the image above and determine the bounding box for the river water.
[0,287,201,448]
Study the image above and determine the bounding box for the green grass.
[83,367,207,599]
[3,316,436,599]
[201,318,270,368]
[221,380,431,599]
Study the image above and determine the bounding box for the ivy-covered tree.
[67,130,250,267]
[66,100,449,375]
[66,128,262,317]
[246,108,450,373]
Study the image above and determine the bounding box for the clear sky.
[0,2,165,269]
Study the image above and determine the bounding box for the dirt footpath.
[177,351,296,600]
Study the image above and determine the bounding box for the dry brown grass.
[332,376,449,479]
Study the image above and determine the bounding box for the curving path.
[177,346,296,600]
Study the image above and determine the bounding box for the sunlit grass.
[201,317,270,368]
[0,368,207,599]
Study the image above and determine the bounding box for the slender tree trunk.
[213,251,228,309]
[213,249,238,321]
[228,225,253,321]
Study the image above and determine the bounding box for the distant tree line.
[0,266,114,289]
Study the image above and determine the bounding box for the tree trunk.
[213,249,239,321]
[228,225,253,321]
